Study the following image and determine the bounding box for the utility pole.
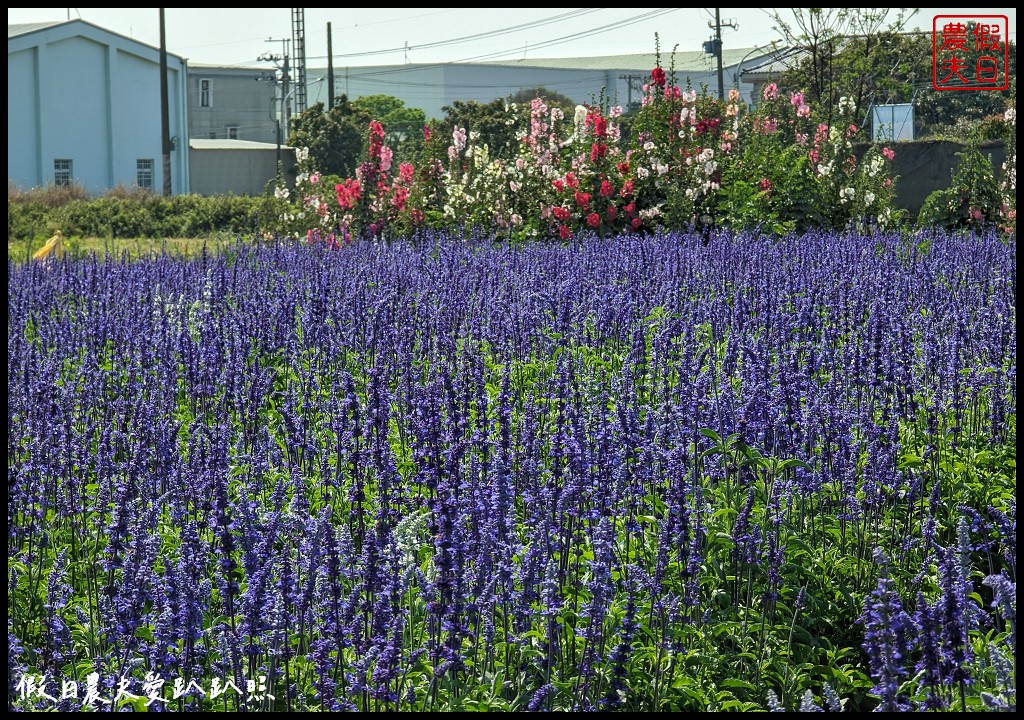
[618,74,643,109]
[327,22,335,109]
[159,9,172,195]
[706,9,738,100]
[260,38,290,179]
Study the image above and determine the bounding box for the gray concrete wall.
[855,139,1007,220]
[189,146,296,196]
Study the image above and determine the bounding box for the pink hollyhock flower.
[763,82,778,101]
[379,145,393,172]
[882,147,895,161]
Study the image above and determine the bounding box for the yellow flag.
[32,231,64,261]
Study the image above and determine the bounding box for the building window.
[227,126,239,140]
[136,159,154,189]
[200,78,212,108]
[54,159,72,187]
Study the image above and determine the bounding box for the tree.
[768,8,918,127]
[509,87,578,117]
[438,87,581,161]
[768,10,1016,138]
[287,97,371,178]
[350,94,428,164]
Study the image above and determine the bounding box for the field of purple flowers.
[8,228,1016,711]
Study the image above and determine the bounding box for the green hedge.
[7,192,281,242]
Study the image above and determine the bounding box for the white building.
[309,47,776,121]
[8,19,189,194]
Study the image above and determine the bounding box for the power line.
[321,8,681,75]
[307,8,605,60]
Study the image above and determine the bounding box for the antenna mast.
[291,8,307,114]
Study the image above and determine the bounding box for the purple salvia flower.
[859,548,913,712]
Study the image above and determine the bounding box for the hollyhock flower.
[728,87,741,102]
[558,225,572,239]
[763,82,778,101]
[574,190,591,208]
[651,66,666,87]
[599,180,614,197]
[379,145,393,172]
[586,212,601,228]
[452,126,467,152]
[882,147,895,161]
[552,206,570,222]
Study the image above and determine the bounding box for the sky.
[7,7,1018,69]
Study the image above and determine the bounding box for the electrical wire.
[306,8,605,60]
[324,8,681,77]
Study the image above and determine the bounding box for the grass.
[7,234,241,264]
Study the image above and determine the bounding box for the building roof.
[189,139,290,151]
[740,47,807,78]
[480,47,773,73]
[8,21,66,38]
[8,19,184,62]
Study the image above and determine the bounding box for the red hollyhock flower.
[599,180,614,197]
[558,225,572,239]
[574,190,591,208]
[651,67,666,87]
[586,212,601,228]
